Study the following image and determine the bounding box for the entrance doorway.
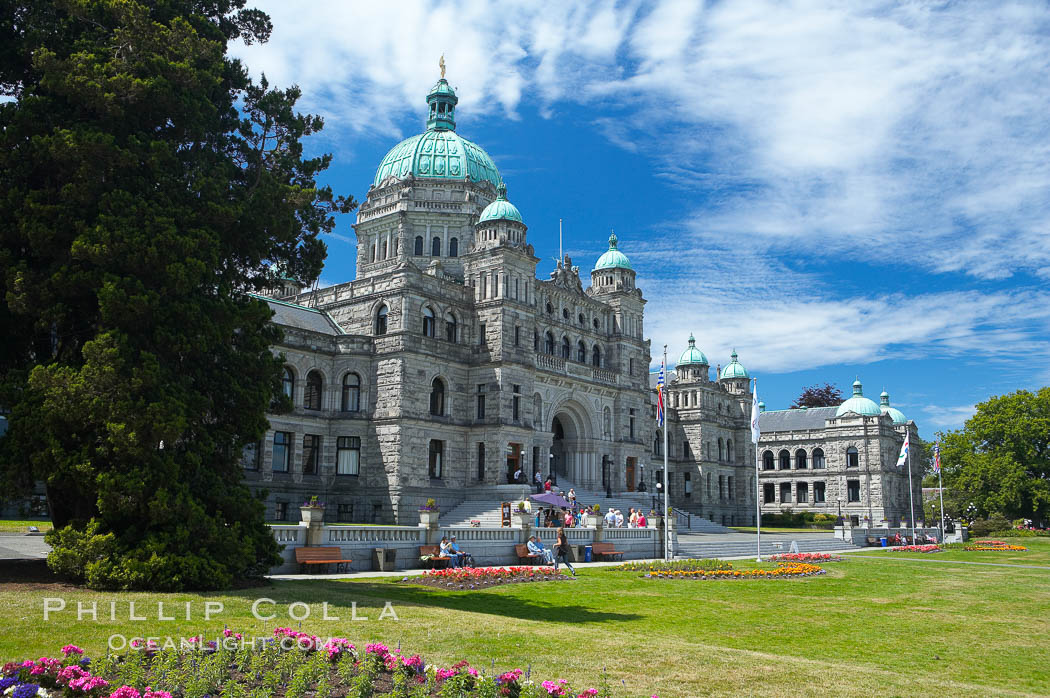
[625,457,637,492]
[506,443,522,483]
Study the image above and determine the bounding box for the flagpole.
[937,452,946,544]
[663,344,670,561]
[906,427,916,543]
[754,377,762,562]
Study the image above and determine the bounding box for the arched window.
[718,438,725,461]
[444,313,457,342]
[282,366,294,399]
[414,236,423,256]
[813,448,826,469]
[533,330,540,351]
[422,306,435,337]
[429,377,445,416]
[546,301,553,315]
[545,332,555,355]
[592,345,601,367]
[374,305,388,335]
[577,340,586,363]
[779,450,791,470]
[432,236,441,256]
[562,307,570,320]
[846,446,859,468]
[561,336,570,359]
[449,237,458,257]
[763,450,775,470]
[578,313,585,324]
[305,370,322,410]
[341,373,361,412]
[727,439,734,462]
[603,406,611,436]
[795,449,808,469]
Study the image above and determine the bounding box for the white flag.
[896,430,910,467]
[751,380,760,444]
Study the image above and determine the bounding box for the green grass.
[2,542,1050,697]
[853,542,1050,566]
[0,519,52,533]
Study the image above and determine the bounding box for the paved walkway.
[267,558,638,581]
[844,554,1050,570]
[0,535,49,560]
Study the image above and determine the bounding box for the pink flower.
[108,686,141,698]
[61,645,84,656]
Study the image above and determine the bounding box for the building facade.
[246,74,922,529]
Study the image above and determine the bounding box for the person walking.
[554,527,576,576]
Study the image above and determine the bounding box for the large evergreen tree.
[938,388,1050,524]
[0,0,354,589]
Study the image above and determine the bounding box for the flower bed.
[614,559,732,573]
[643,562,826,580]
[888,544,942,553]
[406,565,572,589]
[965,543,1028,551]
[768,553,844,562]
[0,629,621,698]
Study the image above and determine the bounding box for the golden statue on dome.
[439,54,446,79]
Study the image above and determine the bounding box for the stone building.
[246,76,652,524]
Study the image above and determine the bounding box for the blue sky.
[232,0,1050,441]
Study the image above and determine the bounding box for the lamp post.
[837,497,844,525]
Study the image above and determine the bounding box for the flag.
[751,379,760,444]
[656,360,665,427]
[933,443,941,473]
[896,430,910,468]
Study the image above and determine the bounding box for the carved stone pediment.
[549,254,585,294]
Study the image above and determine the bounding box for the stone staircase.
[674,533,862,559]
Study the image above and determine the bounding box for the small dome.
[879,391,908,425]
[758,401,766,412]
[677,334,709,366]
[720,349,749,379]
[478,183,523,224]
[594,232,633,271]
[835,378,883,417]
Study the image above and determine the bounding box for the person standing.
[554,527,576,576]
[534,470,544,494]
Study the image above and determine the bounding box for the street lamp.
[836,497,844,525]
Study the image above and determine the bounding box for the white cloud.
[916,404,977,431]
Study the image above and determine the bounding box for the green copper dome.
[372,78,502,190]
[835,379,883,417]
[478,183,523,224]
[879,391,908,425]
[594,232,633,271]
[677,334,708,366]
[720,350,749,379]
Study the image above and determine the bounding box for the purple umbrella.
[530,492,572,508]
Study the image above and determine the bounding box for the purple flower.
[12,684,41,698]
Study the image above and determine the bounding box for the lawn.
[0,519,52,534]
[2,542,1049,697]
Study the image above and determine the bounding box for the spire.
[688,333,696,346]
[852,377,863,396]
[730,348,739,362]
[608,230,618,249]
[880,390,890,406]
[425,67,458,131]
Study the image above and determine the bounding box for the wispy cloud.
[916,404,977,431]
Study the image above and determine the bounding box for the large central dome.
[372,78,502,190]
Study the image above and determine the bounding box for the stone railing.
[535,354,565,372]
[326,526,424,544]
[592,368,617,384]
[271,525,305,544]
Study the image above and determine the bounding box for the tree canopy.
[791,383,844,409]
[938,388,1050,525]
[0,0,354,589]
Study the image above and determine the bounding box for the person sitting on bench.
[527,535,554,565]
[448,535,472,567]
[439,536,460,568]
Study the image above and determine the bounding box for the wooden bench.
[866,536,879,546]
[419,545,451,569]
[591,542,624,561]
[514,543,543,565]
[295,547,352,573]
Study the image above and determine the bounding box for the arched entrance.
[548,400,593,486]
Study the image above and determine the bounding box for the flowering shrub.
[615,559,731,572]
[644,562,826,579]
[768,553,843,562]
[0,632,625,698]
[889,544,942,553]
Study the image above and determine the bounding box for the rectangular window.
[847,479,861,503]
[476,384,486,420]
[514,326,521,347]
[302,434,320,475]
[336,436,360,475]
[272,432,291,472]
[780,482,792,503]
[629,358,635,376]
[813,451,826,469]
[242,442,260,471]
[684,472,692,497]
[629,408,636,439]
[274,501,288,522]
[512,384,521,421]
[814,481,826,503]
[763,482,776,504]
[429,439,444,479]
[337,503,353,522]
[727,476,734,500]
[479,322,486,345]
[797,482,809,503]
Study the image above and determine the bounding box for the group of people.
[438,535,473,568]
[526,528,576,575]
[603,507,648,528]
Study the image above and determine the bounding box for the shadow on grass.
[222,579,642,625]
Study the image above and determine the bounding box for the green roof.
[594,232,633,271]
[677,333,708,366]
[835,379,883,417]
[720,349,749,379]
[479,183,523,224]
[879,391,908,425]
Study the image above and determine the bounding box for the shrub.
[969,514,1012,537]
